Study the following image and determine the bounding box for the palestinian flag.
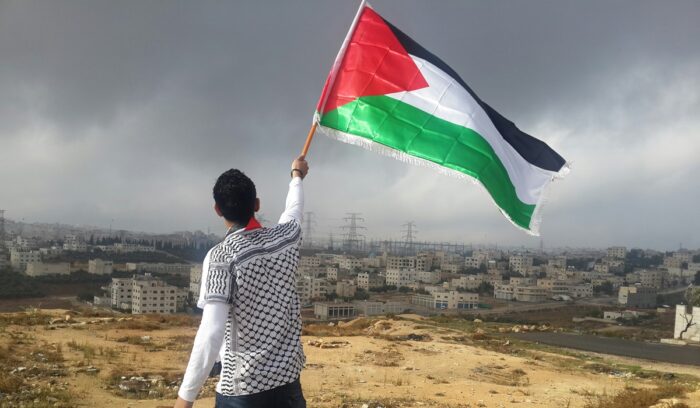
[314,2,569,235]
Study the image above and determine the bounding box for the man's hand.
[291,155,309,179]
[174,396,194,408]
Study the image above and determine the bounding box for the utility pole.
[402,221,417,255]
[303,211,315,248]
[342,213,366,253]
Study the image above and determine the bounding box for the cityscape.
[1,210,699,406]
[2,1,699,407]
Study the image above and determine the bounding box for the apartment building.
[88,259,113,275]
[10,249,42,272]
[385,269,417,287]
[386,257,416,270]
[618,285,657,308]
[125,262,192,276]
[509,255,533,274]
[494,283,515,300]
[451,274,486,291]
[189,264,203,298]
[297,275,328,304]
[412,290,478,310]
[514,286,548,302]
[130,275,187,314]
[111,277,134,309]
[464,257,483,269]
[607,246,627,259]
[417,270,441,284]
[338,257,362,270]
[356,272,385,290]
[335,280,357,298]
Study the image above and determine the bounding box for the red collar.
[244,217,262,231]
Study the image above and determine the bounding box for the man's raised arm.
[278,155,308,224]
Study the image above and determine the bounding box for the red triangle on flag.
[317,7,429,115]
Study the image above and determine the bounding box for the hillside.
[0,308,698,408]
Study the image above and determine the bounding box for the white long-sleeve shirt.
[178,177,304,402]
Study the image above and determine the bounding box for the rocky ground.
[0,308,697,408]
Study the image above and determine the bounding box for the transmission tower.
[402,221,417,255]
[303,211,315,248]
[342,212,366,253]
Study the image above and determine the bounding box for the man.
[174,155,309,408]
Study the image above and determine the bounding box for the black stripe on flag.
[383,18,566,173]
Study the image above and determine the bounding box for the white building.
[509,255,533,274]
[338,257,362,270]
[313,302,356,320]
[417,270,441,284]
[112,243,155,253]
[189,264,203,298]
[464,257,483,270]
[130,274,188,314]
[299,256,322,268]
[10,249,42,272]
[297,275,328,304]
[25,262,71,277]
[412,290,478,310]
[335,280,357,298]
[385,269,417,288]
[356,272,385,290]
[126,262,192,276]
[607,246,627,259]
[451,274,486,290]
[514,286,549,302]
[111,278,134,309]
[386,257,416,270]
[63,235,87,252]
[353,301,407,316]
[88,259,113,275]
[494,283,515,300]
[674,305,700,342]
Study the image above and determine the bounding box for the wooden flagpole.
[300,121,318,156]
[301,0,366,157]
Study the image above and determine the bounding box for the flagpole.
[302,0,367,157]
[301,122,317,156]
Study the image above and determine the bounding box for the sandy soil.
[1,310,698,408]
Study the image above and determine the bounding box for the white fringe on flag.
[317,124,570,236]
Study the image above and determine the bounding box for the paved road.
[509,332,700,366]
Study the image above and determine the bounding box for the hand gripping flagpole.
[301,0,367,157]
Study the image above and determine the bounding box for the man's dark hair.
[213,169,256,226]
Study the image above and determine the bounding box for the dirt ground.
[1,310,698,408]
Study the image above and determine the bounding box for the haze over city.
[1,0,699,249]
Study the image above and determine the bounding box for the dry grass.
[583,383,693,408]
[302,318,374,337]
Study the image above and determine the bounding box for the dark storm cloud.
[1,0,699,249]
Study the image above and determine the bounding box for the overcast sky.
[1,0,699,250]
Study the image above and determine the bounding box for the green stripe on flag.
[320,95,536,229]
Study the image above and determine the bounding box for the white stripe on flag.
[385,55,556,205]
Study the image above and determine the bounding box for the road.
[510,332,700,366]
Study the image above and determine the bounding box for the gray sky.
[1,0,699,250]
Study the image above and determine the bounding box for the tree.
[476,282,494,296]
[687,287,700,307]
[593,281,614,296]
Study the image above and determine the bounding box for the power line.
[342,212,366,253]
[303,211,315,248]
[402,221,417,255]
